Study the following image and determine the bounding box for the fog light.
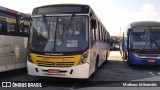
[83,54,88,58]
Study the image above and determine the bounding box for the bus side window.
[0,22,3,32]
[107,33,110,43]
[0,13,7,35]
[6,14,17,36]
[0,22,6,34]
[7,23,16,35]
[96,22,99,41]
[91,27,95,40]
[91,19,97,40]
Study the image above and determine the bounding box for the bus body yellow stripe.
[30,53,81,67]
[6,18,16,23]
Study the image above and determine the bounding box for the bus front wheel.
[127,59,134,67]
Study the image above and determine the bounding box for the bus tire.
[104,52,108,64]
[127,59,134,67]
[95,56,99,70]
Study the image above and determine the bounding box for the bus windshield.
[130,27,160,50]
[29,15,88,52]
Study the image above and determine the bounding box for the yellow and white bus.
[0,6,30,72]
[27,4,110,78]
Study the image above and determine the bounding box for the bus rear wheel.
[95,56,99,70]
[104,52,108,64]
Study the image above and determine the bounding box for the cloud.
[142,3,155,13]
[120,3,160,36]
[131,3,160,22]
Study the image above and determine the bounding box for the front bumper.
[27,61,90,78]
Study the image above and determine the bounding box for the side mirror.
[91,19,97,29]
[127,29,131,36]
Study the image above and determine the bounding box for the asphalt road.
[1,49,160,90]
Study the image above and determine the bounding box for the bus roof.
[32,4,90,15]
[130,21,160,27]
[36,4,89,8]
[0,5,30,17]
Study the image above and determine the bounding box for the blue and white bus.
[121,21,160,66]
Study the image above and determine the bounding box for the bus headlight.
[28,52,33,63]
[132,52,139,58]
[78,51,89,65]
[83,53,88,58]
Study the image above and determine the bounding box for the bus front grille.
[36,60,74,67]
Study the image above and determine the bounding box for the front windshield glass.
[130,27,160,50]
[29,15,88,52]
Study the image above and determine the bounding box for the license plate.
[148,60,155,63]
[48,69,59,73]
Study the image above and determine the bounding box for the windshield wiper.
[149,30,160,49]
[53,17,58,52]
[42,15,49,30]
[139,28,160,51]
[139,30,150,52]
[42,15,50,39]
[67,14,75,30]
[61,23,65,41]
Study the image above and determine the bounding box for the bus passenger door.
[15,19,28,69]
[90,19,98,74]
[15,38,27,69]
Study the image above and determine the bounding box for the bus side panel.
[89,41,108,74]
[0,35,27,71]
[0,35,16,72]
[0,56,15,72]
[100,42,108,65]
[89,41,99,75]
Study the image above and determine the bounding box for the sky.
[1,0,160,36]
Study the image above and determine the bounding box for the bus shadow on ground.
[0,68,27,81]
[33,60,160,88]
[92,59,160,80]
[1,60,160,88]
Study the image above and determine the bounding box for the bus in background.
[27,4,110,78]
[119,38,127,59]
[0,6,30,72]
[110,37,116,50]
[121,21,160,66]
